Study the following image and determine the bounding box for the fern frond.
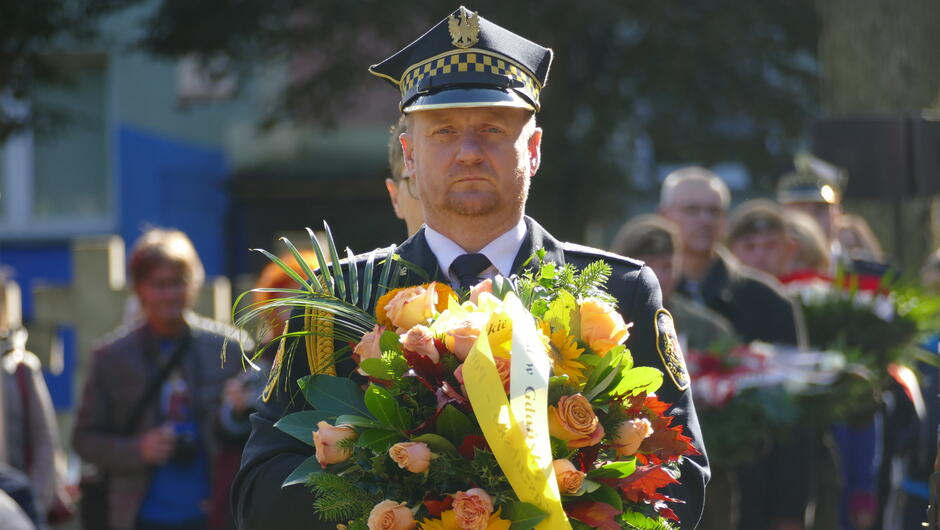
[307,473,377,521]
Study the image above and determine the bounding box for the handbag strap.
[121,331,192,435]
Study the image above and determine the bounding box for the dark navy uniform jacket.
[232,217,709,529]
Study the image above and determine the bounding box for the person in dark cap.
[232,6,709,529]
[726,199,792,278]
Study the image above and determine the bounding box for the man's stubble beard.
[439,168,529,218]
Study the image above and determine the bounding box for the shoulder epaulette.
[562,242,646,269]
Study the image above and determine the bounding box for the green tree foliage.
[139,0,819,239]
[0,0,137,141]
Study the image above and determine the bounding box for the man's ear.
[400,133,415,173]
[528,127,542,175]
[385,178,404,219]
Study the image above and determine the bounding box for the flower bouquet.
[686,341,843,465]
[236,228,698,530]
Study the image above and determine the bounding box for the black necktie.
[449,253,492,290]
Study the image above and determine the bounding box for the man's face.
[729,230,789,278]
[660,181,726,255]
[640,253,678,303]
[402,107,541,226]
[135,263,189,329]
[784,201,838,244]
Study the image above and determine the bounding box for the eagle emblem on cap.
[448,6,480,49]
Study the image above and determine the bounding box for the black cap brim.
[403,87,535,113]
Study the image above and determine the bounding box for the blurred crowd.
[0,114,937,530]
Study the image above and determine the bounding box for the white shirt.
[424,218,527,284]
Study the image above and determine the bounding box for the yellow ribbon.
[463,294,571,529]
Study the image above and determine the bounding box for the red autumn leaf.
[566,500,622,530]
[657,506,680,522]
[642,395,671,416]
[576,445,601,472]
[423,495,454,517]
[616,465,678,503]
[637,396,699,462]
[458,435,488,459]
[402,348,444,383]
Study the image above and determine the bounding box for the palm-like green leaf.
[251,248,313,295]
[307,227,334,296]
[279,235,320,292]
[362,250,377,310]
[346,247,359,306]
[323,222,347,301]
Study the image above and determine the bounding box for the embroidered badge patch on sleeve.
[655,308,690,391]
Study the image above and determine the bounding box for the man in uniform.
[232,7,709,529]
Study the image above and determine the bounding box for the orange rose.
[579,298,631,356]
[400,325,440,363]
[468,278,493,305]
[443,319,483,361]
[452,488,493,530]
[312,421,357,467]
[388,442,433,473]
[384,284,438,331]
[552,458,586,494]
[548,394,605,448]
[613,418,653,457]
[367,500,416,530]
[354,324,386,374]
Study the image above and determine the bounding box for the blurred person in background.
[384,115,425,236]
[660,167,810,530]
[726,199,792,278]
[777,154,846,265]
[659,166,806,348]
[611,214,735,351]
[837,214,885,264]
[0,463,43,530]
[209,250,318,530]
[779,211,832,289]
[73,228,252,530]
[0,273,73,527]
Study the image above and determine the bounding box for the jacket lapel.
[393,228,443,287]
[511,216,566,274]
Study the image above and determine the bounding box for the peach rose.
[494,356,511,393]
[548,394,605,448]
[388,442,433,473]
[354,324,386,374]
[468,278,493,305]
[443,319,482,361]
[400,324,440,363]
[452,488,493,530]
[312,421,357,467]
[384,284,438,331]
[579,298,631,356]
[613,418,653,457]
[552,458,586,494]
[367,500,416,530]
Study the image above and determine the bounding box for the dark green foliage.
[306,472,379,521]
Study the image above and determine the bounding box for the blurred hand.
[138,426,176,465]
[224,378,251,415]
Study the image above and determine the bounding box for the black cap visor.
[402,87,535,113]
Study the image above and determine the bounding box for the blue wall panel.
[0,243,71,321]
[117,124,229,276]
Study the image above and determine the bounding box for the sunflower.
[538,320,587,385]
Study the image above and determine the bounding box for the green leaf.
[346,247,359,306]
[502,501,548,530]
[436,404,475,445]
[611,366,664,397]
[410,433,457,454]
[334,414,380,428]
[274,411,335,446]
[589,459,636,479]
[323,222,346,301]
[307,227,334,296]
[544,290,577,336]
[298,374,372,418]
[380,330,403,355]
[364,385,408,431]
[359,358,394,379]
[362,250,377,310]
[585,483,623,512]
[376,249,396,300]
[358,428,404,452]
[282,455,321,487]
[252,247,314,295]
